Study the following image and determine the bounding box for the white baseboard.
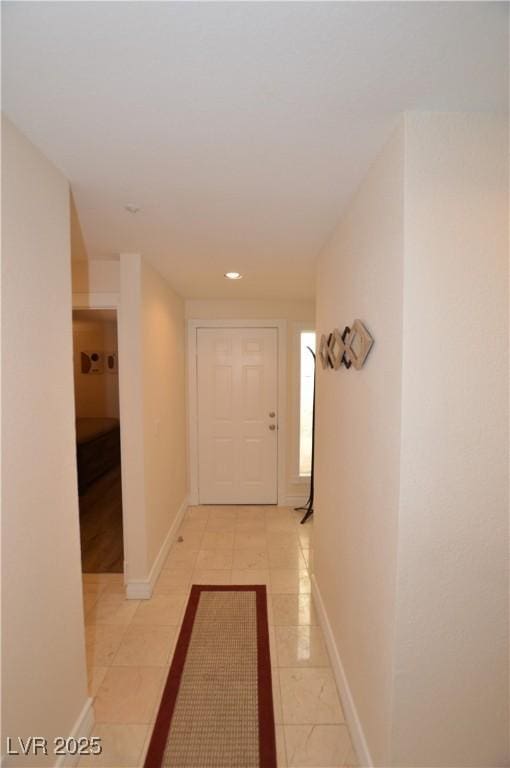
[126,496,189,600]
[125,579,153,600]
[311,574,373,768]
[284,495,309,508]
[187,494,308,509]
[55,697,95,768]
[0,699,94,768]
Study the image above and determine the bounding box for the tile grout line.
[82,508,357,768]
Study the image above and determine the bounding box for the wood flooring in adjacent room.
[79,465,124,573]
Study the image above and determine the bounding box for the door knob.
[269,412,276,418]
[269,424,276,431]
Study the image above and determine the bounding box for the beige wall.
[70,193,88,262]
[313,113,509,767]
[2,118,89,763]
[71,247,187,586]
[119,254,187,585]
[142,260,187,568]
[118,254,147,581]
[72,259,120,294]
[185,299,316,502]
[314,123,405,765]
[391,112,508,767]
[73,316,119,418]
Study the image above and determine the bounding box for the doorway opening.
[72,308,124,573]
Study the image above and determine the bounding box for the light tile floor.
[80,506,358,768]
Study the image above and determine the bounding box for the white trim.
[187,319,287,506]
[0,701,95,768]
[125,581,153,600]
[311,574,373,768]
[54,697,95,768]
[187,322,199,506]
[126,496,189,599]
[72,292,119,309]
[284,494,310,508]
[290,475,311,486]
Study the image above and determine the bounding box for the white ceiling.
[3,2,508,300]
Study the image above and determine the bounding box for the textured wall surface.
[313,112,508,766]
[117,254,187,583]
[2,117,89,764]
[314,123,405,765]
[142,259,187,569]
[73,316,119,418]
[391,111,508,767]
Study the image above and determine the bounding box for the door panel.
[213,366,233,419]
[197,327,278,504]
[242,366,263,420]
[242,438,263,483]
[214,439,235,482]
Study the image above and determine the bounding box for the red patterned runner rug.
[144,585,277,768]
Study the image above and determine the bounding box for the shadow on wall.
[70,192,121,294]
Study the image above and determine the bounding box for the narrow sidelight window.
[299,331,316,477]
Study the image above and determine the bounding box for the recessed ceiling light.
[124,204,140,214]
[224,271,243,280]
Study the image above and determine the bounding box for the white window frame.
[290,322,316,484]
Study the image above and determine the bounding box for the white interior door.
[197,327,278,504]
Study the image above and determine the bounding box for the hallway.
[82,505,357,768]
[3,4,508,766]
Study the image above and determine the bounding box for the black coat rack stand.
[295,347,316,524]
